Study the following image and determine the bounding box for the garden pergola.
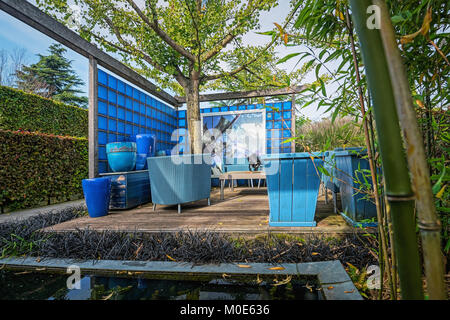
[0,0,306,178]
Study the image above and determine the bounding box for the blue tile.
[133,100,140,112]
[98,116,107,130]
[125,98,132,109]
[126,110,133,122]
[125,124,132,135]
[108,119,117,132]
[238,105,246,110]
[98,70,108,85]
[283,130,292,138]
[283,101,292,110]
[266,112,273,120]
[108,75,117,89]
[98,101,107,115]
[98,161,107,174]
[133,88,140,100]
[98,131,107,144]
[247,104,256,110]
[283,111,291,119]
[179,119,186,127]
[126,84,133,97]
[118,121,125,133]
[283,120,292,129]
[117,94,125,106]
[274,121,282,129]
[98,85,107,100]
[274,112,281,120]
[108,90,117,104]
[108,104,117,118]
[212,107,220,113]
[132,113,139,124]
[266,121,273,129]
[108,133,117,143]
[98,146,107,160]
[117,108,125,120]
[117,80,125,93]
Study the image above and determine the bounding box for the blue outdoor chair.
[147,154,212,213]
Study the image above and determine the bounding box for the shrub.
[0,86,88,137]
[0,129,88,212]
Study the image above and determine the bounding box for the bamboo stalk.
[349,0,423,300]
[373,0,447,300]
[344,6,395,299]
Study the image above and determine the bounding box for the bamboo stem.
[373,0,447,300]
[344,6,394,299]
[349,0,423,300]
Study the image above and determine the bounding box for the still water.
[0,270,321,300]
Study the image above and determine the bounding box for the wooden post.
[88,56,98,179]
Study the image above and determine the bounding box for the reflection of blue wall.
[97,69,177,173]
[176,102,293,155]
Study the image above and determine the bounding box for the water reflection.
[0,270,321,300]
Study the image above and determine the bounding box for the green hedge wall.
[0,86,88,138]
[0,129,88,212]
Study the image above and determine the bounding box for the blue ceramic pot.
[82,178,111,218]
[136,134,156,157]
[106,142,137,172]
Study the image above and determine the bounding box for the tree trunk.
[184,72,202,154]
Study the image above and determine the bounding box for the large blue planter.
[262,153,324,227]
[82,178,111,218]
[334,148,377,225]
[106,142,137,172]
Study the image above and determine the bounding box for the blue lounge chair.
[147,154,211,213]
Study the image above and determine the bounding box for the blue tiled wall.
[97,69,177,173]
[176,102,294,155]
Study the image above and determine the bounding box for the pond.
[0,270,322,300]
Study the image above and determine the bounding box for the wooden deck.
[42,187,359,235]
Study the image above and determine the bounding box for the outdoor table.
[219,171,266,200]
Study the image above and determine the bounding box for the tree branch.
[125,0,197,62]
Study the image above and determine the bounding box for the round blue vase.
[82,178,111,218]
[106,142,137,172]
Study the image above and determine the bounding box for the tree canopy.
[16,43,88,108]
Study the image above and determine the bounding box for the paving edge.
[0,257,362,300]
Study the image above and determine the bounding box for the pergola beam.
[0,0,180,107]
[175,85,307,104]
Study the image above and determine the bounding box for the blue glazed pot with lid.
[106,142,137,172]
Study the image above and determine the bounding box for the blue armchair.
[147,154,211,213]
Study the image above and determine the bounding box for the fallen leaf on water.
[35,268,46,271]
[272,275,292,286]
[102,292,114,300]
[268,267,285,271]
[218,222,223,225]
[237,264,252,268]
[344,290,355,293]
[327,286,334,290]
[311,252,320,256]
[166,254,176,262]
[222,273,231,279]
[35,257,41,263]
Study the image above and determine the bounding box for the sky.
[0,1,330,120]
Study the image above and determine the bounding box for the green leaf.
[277,52,301,64]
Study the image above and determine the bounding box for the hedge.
[0,86,88,138]
[0,129,88,212]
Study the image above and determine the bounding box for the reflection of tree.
[203,114,241,158]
